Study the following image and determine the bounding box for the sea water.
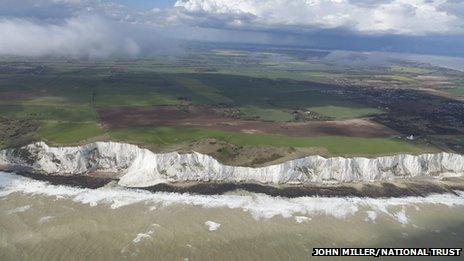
[1,172,463,260]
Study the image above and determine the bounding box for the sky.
[0,0,464,58]
[114,0,175,9]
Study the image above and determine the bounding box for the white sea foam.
[1,172,464,223]
[132,233,152,244]
[294,216,311,223]
[205,221,221,231]
[132,225,156,245]
[7,205,31,214]
[38,216,55,224]
[365,211,378,222]
[394,208,409,225]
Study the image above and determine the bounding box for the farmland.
[1,45,463,163]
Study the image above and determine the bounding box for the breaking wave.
[1,172,464,222]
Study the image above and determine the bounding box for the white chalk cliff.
[0,142,463,188]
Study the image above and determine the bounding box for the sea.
[1,171,463,260]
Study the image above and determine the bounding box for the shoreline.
[2,141,464,187]
[9,171,464,198]
[1,141,464,198]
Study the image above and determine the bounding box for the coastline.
[2,142,464,186]
[8,171,464,198]
[1,141,464,198]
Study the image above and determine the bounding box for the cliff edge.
[0,142,463,188]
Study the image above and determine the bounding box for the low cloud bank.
[0,15,140,58]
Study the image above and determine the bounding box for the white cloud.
[174,0,464,35]
[0,0,462,57]
[0,15,140,58]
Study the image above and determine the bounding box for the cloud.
[438,0,464,18]
[174,0,464,35]
[0,0,189,58]
[0,0,463,58]
[0,15,140,58]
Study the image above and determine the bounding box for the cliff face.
[0,142,463,188]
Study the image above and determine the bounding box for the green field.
[391,66,432,74]
[0,105,97,122]
[446,87,464,96]
[174,77,233,104]
[109,126,433,156]
[388,75,419,83]
[218,68,335,82]
[308,105,383,119]
[95,93,181,106]
[238,106,294,121]
[39,121,104,144]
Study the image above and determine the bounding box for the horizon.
[1,0,464,58]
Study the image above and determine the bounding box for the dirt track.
[97,105,397,138]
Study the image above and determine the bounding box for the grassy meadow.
[308,105,383,119]
[108,126,432,156]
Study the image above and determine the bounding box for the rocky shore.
[10,171,464,198]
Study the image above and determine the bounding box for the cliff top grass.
[107,126,436,157]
